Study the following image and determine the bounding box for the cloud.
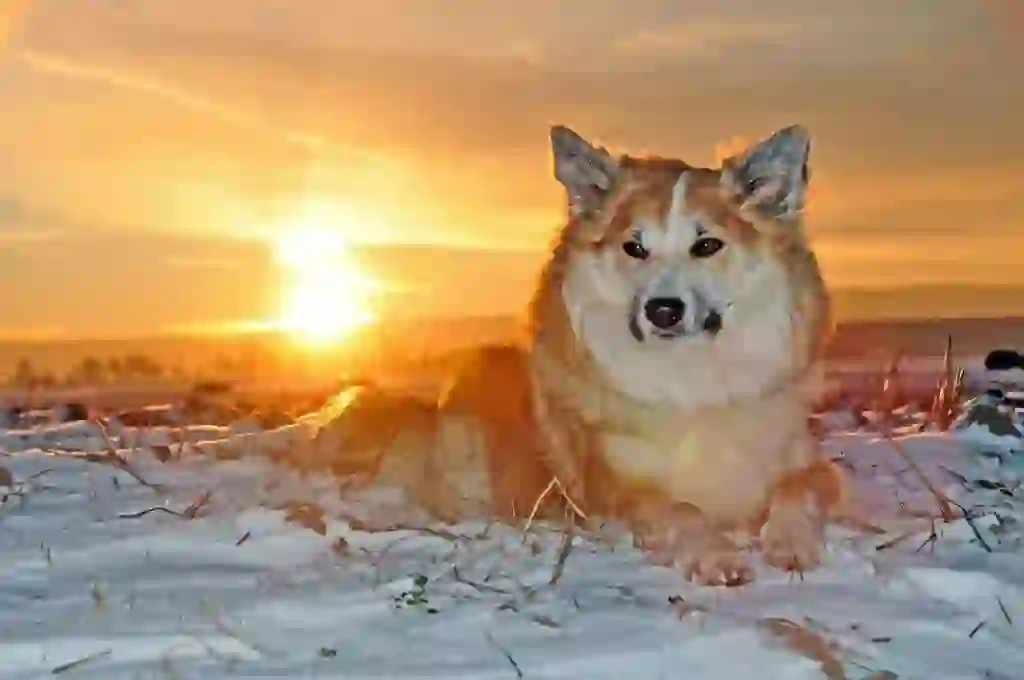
[612,22,802,58]
[164,256,245,270]
[0,324,67,341]
[0,196,72,248]
[17,49,331,153]
[0,227,62,246]
[1,0,1019,330]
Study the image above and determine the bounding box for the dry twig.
[118,491,212,520]
[89,419,164,492]
[548,510,576,586]
[51,649,113,675]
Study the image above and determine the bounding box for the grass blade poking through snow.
[51,649,113,675]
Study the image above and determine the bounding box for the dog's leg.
[632,499,754,587]
[760,455,843,573]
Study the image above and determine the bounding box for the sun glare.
[271,205,377,346]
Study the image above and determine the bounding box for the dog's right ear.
[550,125,619,217]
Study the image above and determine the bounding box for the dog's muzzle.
[629,295,723,342]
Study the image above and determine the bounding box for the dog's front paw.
[633,504,754,587]
[761,503,824,573]
[683,548,755,587]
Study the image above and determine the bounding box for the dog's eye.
[689,237,725,259]
[622,240,649,260]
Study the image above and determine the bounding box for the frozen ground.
[1,399,1023,680]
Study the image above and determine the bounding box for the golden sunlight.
[272,207,377,346]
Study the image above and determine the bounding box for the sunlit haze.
[0,0,1022,341]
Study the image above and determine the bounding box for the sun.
[271,214,377,346]
[279,271,374,344]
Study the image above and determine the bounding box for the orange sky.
[0,0,1021,338]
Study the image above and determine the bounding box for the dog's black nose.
[644,297,685,330]
[702,309,722,335]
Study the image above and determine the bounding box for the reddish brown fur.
[439,345,555,519]
[749,455,845,533]
[296,135,841,585]
[528,154,834,512]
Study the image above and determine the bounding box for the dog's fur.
[307,124,842,585]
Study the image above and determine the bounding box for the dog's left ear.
[550,125,619,217]
[721,125,810,221]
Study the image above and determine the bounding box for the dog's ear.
[720,125,810,221]
[550,125,619,217]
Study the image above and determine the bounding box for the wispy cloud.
[0,227,62,246]
[157,318,277,336]
[612,22,802,58]
[0,324,67,341]
[164,256,245,271]
[17,49,331,153]
[0,196,68,248]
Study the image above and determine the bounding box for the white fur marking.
[662,172,702,255]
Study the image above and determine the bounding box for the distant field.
[824,315,1024,360]
[0,314,1020,392]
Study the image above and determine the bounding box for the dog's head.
[549,125,825,407]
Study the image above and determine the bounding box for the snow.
[2,403,1023,680]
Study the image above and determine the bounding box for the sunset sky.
[0,0,1021,338]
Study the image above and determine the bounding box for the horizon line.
[2,311,1023,345]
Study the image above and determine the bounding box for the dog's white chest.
[599,398,810,522]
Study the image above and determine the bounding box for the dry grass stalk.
[547,506,576,586]
[88,418,164,492]
[884,434,957,522]
[927,334,965,431]
[997,597,1013,626]
[484,630,524,679]
[555,476,588,522]
[880,417,995,553]
[521,477,558,539]
[873,346,961,523]
[878,350,905,420]
[516,473,583,588]
[452,566,510,595]
[51,649,113,675]
[522,475,587,539]
[758,617,848,680]
[118,490,213,520]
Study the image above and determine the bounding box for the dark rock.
[984,349,1023,371]
[61,402,90,423]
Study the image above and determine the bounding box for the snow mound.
[952,392,1024,454]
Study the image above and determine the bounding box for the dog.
[306,123,843,586]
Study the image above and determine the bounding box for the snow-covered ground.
[1,400,1023,679]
